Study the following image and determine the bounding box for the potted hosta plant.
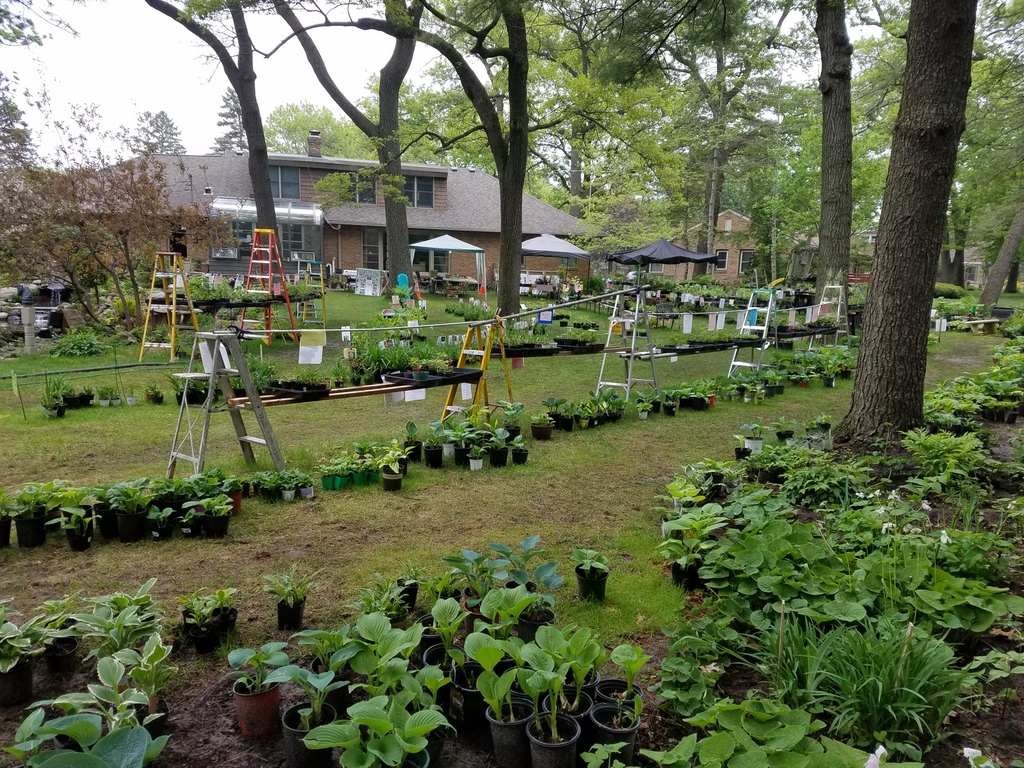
[572,549,609,602]
[114,633,176,732]
[179,591,220,654]
[636,400,653,420]
[594,644,651,705]
[229,641,291,737]
[468,444,487,471]
[530,412,555,440]
[0,604,43,707]
[199,494,233,538]
[509,434,529,465]
[267,664,347,768]
[489,427,511,468]
[264,564,320,630]
[147,506,176,542]
[379,445,407,492]
[739,419,765,454]
[770,416,797,442]
[107,478,155,544]
[405,421,423,462]
[144,382,164,405]
[14,481,65,549]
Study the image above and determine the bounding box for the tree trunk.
[838,0,977,447]
[950,191,969,286]
[568,131,583,219]
[378,35,416,281]
[980,204,1024,305]
[1006,256,1019,293]
[814,0,853,301]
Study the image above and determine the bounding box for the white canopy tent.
[409,234,488,299]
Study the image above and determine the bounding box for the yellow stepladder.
[139,251,199,362]
[440,318,514,420]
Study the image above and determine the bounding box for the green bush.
[50,328,109,358]
[933,282,968,299]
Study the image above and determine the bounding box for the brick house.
[156,140,585,284]
[632,210,758,284]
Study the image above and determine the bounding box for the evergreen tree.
[211,88,247,153]
[130,110,185,154]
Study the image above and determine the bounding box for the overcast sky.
[5,1,439,158]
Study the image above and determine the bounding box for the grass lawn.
[0,291,1006,765]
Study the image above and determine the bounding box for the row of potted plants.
[0,469,245,551]
[38,377,164,418]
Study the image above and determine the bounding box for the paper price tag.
[341,326,351,341]
[460,383,473,401]
[670,355,678,363]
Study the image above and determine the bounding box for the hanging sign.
[682,314,693,334]
[355,268,383,296]
[538,310,553,325]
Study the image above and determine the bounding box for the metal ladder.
[299,260,327,326]
[240,229,299,343]
[440,320,513,419]
[728,288,776,377]
[167,331,286,478]
[139,252,199,362]
[596,286,659,401]
[814,283,848,347]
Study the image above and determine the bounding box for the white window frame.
[647,263,664,274]
[715,250,729,271]
[739,249,754,274]
[362,228,384,270]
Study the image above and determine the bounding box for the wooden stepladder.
[440,320,513,419]
[139,251,199,362]
[240,229,298,343]
[167,331,286,478]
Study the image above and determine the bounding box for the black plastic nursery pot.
[282,703,337,768]
[516,608,555,644]
[650,400,661,414]
[278,599,306,631]
[454,446,471,467]
[15,515,46,549]
[589,703,641,764]
[150,523,174,542]
[116,513,147,544]
[531,424,554,440]
[399,580,419,613]
[511,449,529,465]
[558,414,574,432]
[43,637,79,678]
[0,660,33,707]
[96,507,119,540]
[405,440,423,462]
[179,520,204,539]
[594,679,634,705]
[382,471,404,492]
[0,517,9,548]
[65,524,93,552]
[542,692,594,755]
[455,661,487,728]
[424,445,444,468]
[189,626,222,655]
[490,447,510,468]
[527,713,581,768]
[486,701,535,768]
[575,565,608,602]
[662,403,677,416]
[204,515,231,538]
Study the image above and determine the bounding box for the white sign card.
[460,383,473,401]
[707,315,716,331]
[406,388,426,401]
[341,326,351,341]
[718,298,726,309]
[298,346,323,364]
[682,314,693,334]
[538,310,553,325]
[419,300,428,310]
[670,355,678,363]
[355,268,383,296]
[384,391,404,404]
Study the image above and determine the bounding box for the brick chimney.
[307,130,322,158]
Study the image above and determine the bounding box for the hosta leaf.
[698,732,735,764]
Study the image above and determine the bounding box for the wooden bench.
[964,318,1003,335]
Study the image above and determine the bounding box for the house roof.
[154,151,582,237]
[322,166,582,236]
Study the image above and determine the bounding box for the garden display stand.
[298,259,327,327]
[806,283,847,349]
[138,251,199,363]
[240,229,299,344]
[596,285,660,401]
[728,288,776,377]
[167,331,286,478]
[440,319,513,419]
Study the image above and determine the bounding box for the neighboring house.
[155,134,585,284]
[662,209,759,284]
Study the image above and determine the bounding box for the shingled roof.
[153,151,582,237]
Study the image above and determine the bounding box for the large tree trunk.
[378,35,416,281]
[980,204,1024,305]
[814,0,853,301]
[1007,256,1020,293]
[838,0,977,447]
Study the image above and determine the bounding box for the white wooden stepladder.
[596,286,660,401]
[167,331,286,478]
[728,288,776,377]
[809,284,848,348]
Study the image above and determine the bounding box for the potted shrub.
[739,419,765,454]
[489,427,511,468]
[468,444,487,471]
[58,489,96,552]
[147,506,176,542]
[106,478,155,544]
[14,481,65,549]
[572,549,609,602]
[0,605,42,706]
[302,695,450,768]
[267,664,347,768]
[179,591,220,654]
[379,445,407,492]
[405,421,423,462]
[594,644,651,705]
[114,633,177,730]
[636,400,653,420]
[144,382,164,405]
[509,434,529,465]
[199,494,233,538]
[228,641,291,737]
[264,564,320,630]
[530,413,555,441]
[771,416,797,442]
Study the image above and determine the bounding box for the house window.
[866,234,877,244]
[403,176,434,208]
[965,265,979,283]
[279,224,306,259]
[268,166,300,199]
[715,250,729,271]
[362,228,384,270]
[647,263,664,274]
[411,248,449,273]
[352,173,376,204]
[739,249,754,274]
[226,220,253,258]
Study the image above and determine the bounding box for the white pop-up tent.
[409,234,487,298]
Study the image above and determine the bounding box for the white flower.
[856,491,867,499]
[865,745,887,768]
[941,530,952,545]
[888,490,900,501]
[963,748,982,762]
[921,500,932,512]
[881,522,896,534]
[875,507,886,517]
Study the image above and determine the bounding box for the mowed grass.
[0,291,1002,658]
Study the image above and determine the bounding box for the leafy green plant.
[572,548,609,576]
[266,664,347,729]
[263,564,320,607]
[228,641,291,694]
